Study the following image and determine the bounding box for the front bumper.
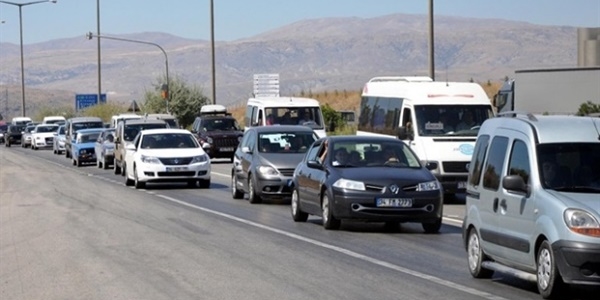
[55,140,66,151]
[76,151,97,163]
[553,240,600,286]
[33,138,54,148]
[330,188,443,222]
[256,175,293,200]
[204,146,236,159]
[136,161,211,183]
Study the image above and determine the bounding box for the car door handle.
[493,198,499,213]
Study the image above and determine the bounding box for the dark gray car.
[231,125,318,203]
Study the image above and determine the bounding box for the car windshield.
[202,118,240,131]
[140,133,199,149]
[9,126,25,133]
[36,125,58,133]
[264,107,323,128]
[258,132,317,153]
[124,124,167,141]
[77,133,100,143]
[25,126,36,133]
[73,122,103,132]
[414,105,494,137]
[329,140,422,168]
[537,143,600,193]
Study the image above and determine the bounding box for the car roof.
[122,119,167,125]
[76,128,104,134]
[481,114,600,144]
[140,128,191,135]
[322,135,403,143]
[69,117,102,122]
[249,125,316,133]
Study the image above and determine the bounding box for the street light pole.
[86,32,170,114]
[96,0,102,108]
[0,0,58,117]
[210,0,216,104]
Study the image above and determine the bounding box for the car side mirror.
[502,175,531,197]
[424,161,438,171]
[397,126,413,140]
[53,132,58,136]
[307,160,322,169]
[242,146,252,154]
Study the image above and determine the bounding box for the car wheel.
[97,158,102,168]
[537,240,566,299]
[248,174,261,204]
[231,174,244,199]
[291,188,308,222]
[76,158,82,167]
[114,161,121,175]
[467,228,494,278]
[53,148,56,154]
[134,165,145,189]
[124,163,134,186]
[199,179,211,189]
[187,180,197,188]
[321,192,340,230]
[103,157,110,169]
[72,158,76,166]
[422,217,442,233]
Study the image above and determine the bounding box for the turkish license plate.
[458,182,467,189]
[376,198,413,208]
[220,147,234,152]
[166,166,188,172]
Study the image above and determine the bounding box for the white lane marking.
[155,193,508,300]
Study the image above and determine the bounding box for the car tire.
[103,156,110,170]
[124,163,134,186]
[199,179,211,189]
[114,161,121,175]
[291,189,308,222]
[72,158,76,166]
[97,158,102,168]
[321,192,340,230]
[134,166,145,189]
[422,217,442,234]
[537,240,566,299]
[467,228,494,279]
[248,174,261,204]
[231,174,244,199]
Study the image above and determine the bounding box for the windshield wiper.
[552,186,600,193]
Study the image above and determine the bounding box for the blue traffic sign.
[75,94,107,111]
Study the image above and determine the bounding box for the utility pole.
[428,0,435,81]
[210,0,216,104]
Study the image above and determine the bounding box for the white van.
[42,115,66,125]
[357,76,495,196]
[245,96,327,138]
[11,117,33,126]
[110,113,142,128]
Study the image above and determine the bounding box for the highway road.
[0,146,594,299]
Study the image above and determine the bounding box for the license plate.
[166,166,188,172]
[376,198,413,208]
[220,147,234,152]
[458,182,467,189]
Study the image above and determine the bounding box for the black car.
[231,125,318,203]
[4,125,25,147]
[191,105,243,162]
[290,135,443,232]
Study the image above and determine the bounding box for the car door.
[497,133,536,267]
[296,143,319,204]
[233,130,252,191]
[240,130,256,192]
[125,133,141,178]
[300,141,326,214]
[476,135,509,259]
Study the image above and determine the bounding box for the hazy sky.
[0,0,599,45]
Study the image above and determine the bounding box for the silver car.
[53,125,66,154]
[231,125,318,203]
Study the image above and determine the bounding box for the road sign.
[75,94,107,111]
[253,73,279,98]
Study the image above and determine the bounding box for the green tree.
[82,103,128,122]
[321,103,343,132]
[576,101,600,116]
[34,105,76,121]
[144,75,210,128]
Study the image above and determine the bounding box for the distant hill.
[0,13,578,118]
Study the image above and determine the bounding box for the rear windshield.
[123,123,168,141]
[73,122,104,132]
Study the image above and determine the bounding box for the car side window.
[482,136,509,191]
[468,134,490,187]
[247,131,256,151]
[306,142,322,162]
[507,139,530,184]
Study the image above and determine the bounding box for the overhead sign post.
[75,93,107,112]
[253,73,280,98]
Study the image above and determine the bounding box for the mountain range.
[0,13,579,117]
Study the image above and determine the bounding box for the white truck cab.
[245,96,327,138]
[357,76,495,196]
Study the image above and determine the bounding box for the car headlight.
[333,178,365,191]
[190,154,209,164]
[141,155,161,164]
[206,137,213,144]
[79,149,89,154]
[564,209,600,237]
[416,180,441,191]
[257,165,279,176]
[237,136,243,142]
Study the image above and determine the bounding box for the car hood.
[73,142,96,148]
[32,132,55,138]
[204,131,243,138]
[260,153,306,169]
[546,190,600,215]
[138,148,207,158]
[337,167,436,184]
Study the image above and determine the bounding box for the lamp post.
[210,0,216,104]
[0,0,58,117]
[86,32,170,114]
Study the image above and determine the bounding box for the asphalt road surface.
[1,146,595,299]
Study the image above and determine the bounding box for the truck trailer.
[495,67,600,115]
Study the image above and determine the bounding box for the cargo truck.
[495,67,600,115]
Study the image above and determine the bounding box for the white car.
[123,128,211,189]
[31,124,59,150]
[53,125,66,154]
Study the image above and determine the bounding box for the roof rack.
[497,111,538,121]
[368,76,433,83]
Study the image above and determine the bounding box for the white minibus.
[357,76,495,196]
